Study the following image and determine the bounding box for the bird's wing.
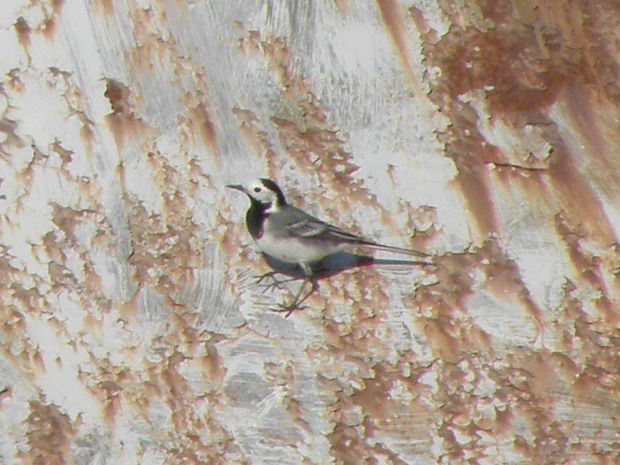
[286,218,363,243]
[282,206,430,258]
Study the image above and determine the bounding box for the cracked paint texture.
[1,1,619,464]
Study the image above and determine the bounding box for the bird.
[227,178,430,314]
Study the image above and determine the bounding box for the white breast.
[255,234,344,263]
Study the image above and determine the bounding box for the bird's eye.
[254,187,262,193]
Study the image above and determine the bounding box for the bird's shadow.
[259,251,434,283]
[255,252,435,316]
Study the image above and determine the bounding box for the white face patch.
[247,179,280,206]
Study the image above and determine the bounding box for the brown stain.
[41,18,56,39]
[324,357,436,463]
[96,380,123,426]
[0,117,24,148]
[104,79,129,112]
[409,6,438,44]
[285,397,312,435]
[50,140,73,166]
[398,203,440,251]
[103,79,155,149]
[20,401,74,465]
[118,288,140,319]
[427,1,582,114]
[50,203,93,242]
[42,0,65,39]
[548,147,616,245]
[561,287,620,397]
[483,251,546,338]
[554,212,616,317]
[201,341,226,387]
[231,107,281,173]
[79,122,95,154]
[158,353,192,431]
[436,98,503,239]
[331,0,350,16]
[327,412,369,463]
[93,0,114,16]
[560,85,620,211]
[123,156,202,296]
[451,159,498,239]
[184,104,218,155]
[578,1,620,103]
[376,0,422,96]
[419,317,463,363]
[52,0,64,15]
[6,69,24,92]
[519,362,577,461]
[14,17,31,51]
[425,0,620,115]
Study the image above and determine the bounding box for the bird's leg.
[261,276,299,294]
[273,263,318,317]
[291,277,318,309]
[254,271,299,293]
[255,270,280,285]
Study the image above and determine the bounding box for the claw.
[270,278,319,317]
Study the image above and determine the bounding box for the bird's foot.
[271,300,308,318]
[270,278,318,317]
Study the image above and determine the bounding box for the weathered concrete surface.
[1,1,619,464]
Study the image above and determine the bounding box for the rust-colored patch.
[483,248,545,337]
[182,103,218,155]
[20,401,74,465]
[331,0,349,16]
[40,0,65,38]
[52,0,64,14]
[104,79,131,115]
[559,85,620,211]
[376,0,421,96]
[50,140,73,166]
[425,0,585,114]
[42,17,56,38]
[97,380,123,425]
[14,17,31,51]
[409,6,438,44]
[328,364,431,464]
[548,148,616,245]
[103,79,154,148]
[93,0,114,16]
[201,341,226,386]
[231,107,279,172]
[452,160,498,239]
[118,288,140,319]
[419,317,463,363]
[123,156,202,296]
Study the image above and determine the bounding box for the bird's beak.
[226,184,247,194]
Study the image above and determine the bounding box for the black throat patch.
[245,198,269,239]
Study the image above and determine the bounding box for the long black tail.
[361,240,431,259]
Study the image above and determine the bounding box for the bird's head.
[227,178,287,211]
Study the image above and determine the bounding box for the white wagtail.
[227,178,430,313]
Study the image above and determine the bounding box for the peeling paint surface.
[1,1,619,464]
